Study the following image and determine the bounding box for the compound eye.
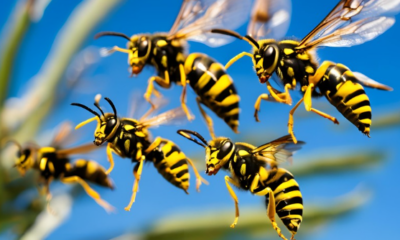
[138,38,149,56]
[217,141,233,159]
[263,46,276,69]
[105,118,117,135]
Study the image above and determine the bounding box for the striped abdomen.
[185,53,240,132]
[64,160,114,189]
[264,168,303,235]
[150,139,190,193]
[317,63,372,136]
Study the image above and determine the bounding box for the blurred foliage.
[370,110,400,129]
[0,0,120,238]
[114,189,369,240]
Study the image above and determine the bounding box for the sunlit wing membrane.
[56,143,99,158]
[252,135,304,164]
[247,0,291,40]
[168,0,251,47]
[353,72,393,90]
[138,107,188,129]
[51,121,73,146]
[298,0,400,50]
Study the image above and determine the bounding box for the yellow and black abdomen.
[317,63,372,135]
[185,53,240,132]
[264,168,303,235]
[147,139,190,193]
[64,159,114,189]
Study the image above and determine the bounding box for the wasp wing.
[247,0,291,41]
[137,107,188,130]
[297,0,400,50]
[56,143,99,158]
[252,135,304,165]
[353,72,393,90]
[168,0,251,47]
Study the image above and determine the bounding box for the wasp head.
[15,148,34,176]
[72,97,120,146]
[127,35,151,75]
[254,40,280,84]
[205,138,235,176]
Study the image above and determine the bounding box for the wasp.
[8,122,114,212]
[94,0,252,139]
[211,0,397,143]
[71,97,208,211]
[178,129,304,240]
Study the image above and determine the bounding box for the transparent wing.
[168,0,252,47]
[252,135,304,164]
[50,121,74,147]
[353,72,393,90]
[137,107,188,130]
[297,0,400,50]
[247,0,292,40]
[56,143,99,158]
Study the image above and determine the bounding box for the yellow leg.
[288,98,304,144]
[43,181,57,216]
[75,116,99,130]
[179,64,193,121]
[267,82,292,105]
[225,176,240,228]
[124,159,144,211]
[254,93,269,122]
[310,108,339,124]
[144,137,162,154]
[303,83,314,111]
[186,158,209,192]
[144,70,171,109]
[196,97,216,139]
[106,143,115,175]
[308,61,334,85]
[61,176,114,212]
[264,188,287,240]
[225,52,253,69]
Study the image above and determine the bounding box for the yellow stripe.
[353,106,371,115]
[273,179,299,194]
[345,94,369,106]
[280,215,302,220]
[281,203,303,211]
[170,165,188,175]
[279,40,299,45]
[40,158,48,171]
[161,141,174,155]
[359,118,371,124]
[217,94,240,107]
[48,162,55,173]
[205,75,232,97]
[184,53,202,74]
[194,72,213,90]
[223,108,240,117]
[275,190,302,202]
[86,161,97,175]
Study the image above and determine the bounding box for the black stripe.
[352,100,370,110]
[198,79,216,95]
[277,209,303,218]
[176,169,188,178]
[344,89,364,103]
[165,145,181,157]
[215,84,236,102]
[282,185,300,193]
[219,102,239,115]
[170,159,187,170]
[276,196,303,210]
[267,172,294,191]
[281,218,301,231]
[209,68,226,82]
[187,57,213,88]
[359,111,371,120]
[181,178,189,182]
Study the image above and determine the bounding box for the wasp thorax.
[128,35,151,75]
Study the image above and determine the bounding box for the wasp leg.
[288,98,304,144]
[196,97,216,139]
[254,93,269,122]
[304,84,339,124]
[42,180,57,215]
[224,52,253,69]
[186,158,209,192]
[267,82,292,105]
[144,70,171,109]
[179,64,193,121]
[124,158,144,211]
[225,176,241,228]
[61,176,114,212]
[106,143,115,175]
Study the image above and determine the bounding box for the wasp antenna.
[104,97,117,117]
[177,130,208,148]
[71,103,101,119]
[243,35,260,49]
[211,29,244,40]
[94,103,105,117]
[94,31,130,41]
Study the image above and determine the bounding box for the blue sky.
[1,0,400,239]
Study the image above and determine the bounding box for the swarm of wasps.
[5,0,400,239]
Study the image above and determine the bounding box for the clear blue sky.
[1,0,400,239]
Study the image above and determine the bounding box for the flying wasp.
[71,97,208,211]
[178,129,304,240]
[7,122,114,212]
[94,0,252,139]
[211,0,397,143]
